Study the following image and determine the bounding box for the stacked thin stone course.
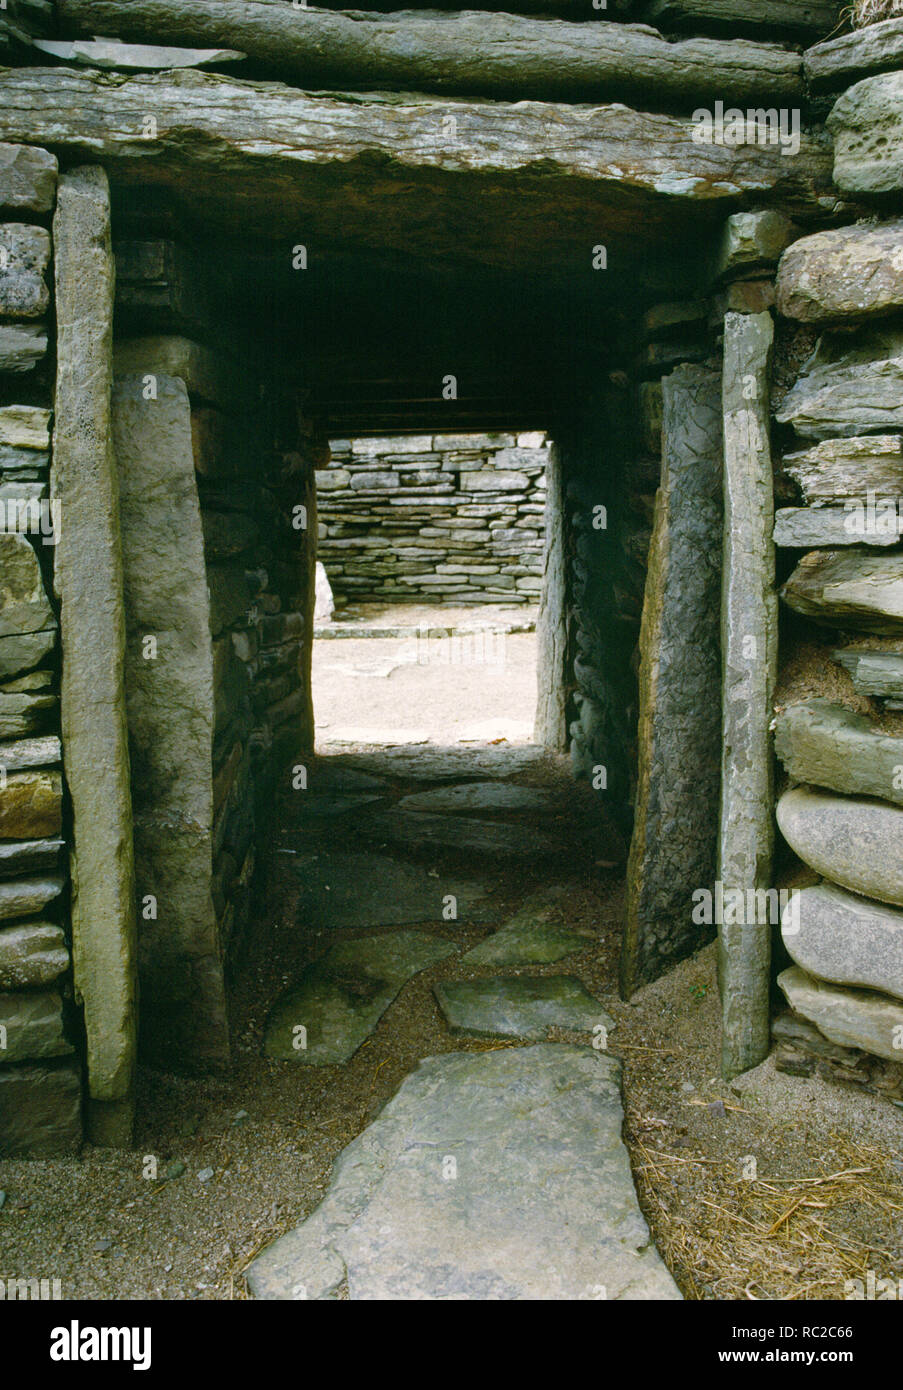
[0,145,80,1156]
[768,7,903,1083]
[317,433,547,606]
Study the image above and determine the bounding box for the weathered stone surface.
[776,219,903,325]
[777,784,903,906]
[806,15,903,90]
[0,224,50,319]
[463,888,591,966]
[0,68,835,273]
[53,166,137,1142]
[779,964,903,1063]
[828,71,903,196]
[0,688,56,737]
[208,564,251,635]
[776,330,903,439]
[774,505,903,547]
[0,769,61,838]
[0,838,64,880]
[0,535,58,634]
[775,700,903,805]
[114,335,238,410]
[534,440,568,750]
[643,0,842,37]
[0,989,71,1063]
[783,435,903,505]
[0,1060,81,1156]
[0,629,56,680]
[247,1043,680,1301]
[361,808,569,858]
[34,37,247,68]
[0,733,61,770]
[397,782,548,814]
[833,647,903,698]
[264,931,457,1064]
[57,0,804,107]
[0,874,64,922]
[435,975,609,1040]
[0,922,67,989]
[622,365,722,996]
[782,882,903,1001]
[112,373,227,1074]
[714,210,795,281]
[0,406,50,452]
[0,322,47,372]
[780,549,903,634]
[718,312,777,1078]
[0,143,57,216]
[292,850,491,929]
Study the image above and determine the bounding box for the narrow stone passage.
[245,743,680,1299]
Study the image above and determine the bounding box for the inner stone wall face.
[317,433,548,607]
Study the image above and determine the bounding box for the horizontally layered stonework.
[769,10,903,1091]
[317,434,547,607]
[0,147,83,1155]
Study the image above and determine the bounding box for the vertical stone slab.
[621,366,723,995]
[112,373,229,1073]
[534,441,569,751]
[52,166,137,1146]
[719,311,778,1079]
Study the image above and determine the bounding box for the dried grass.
[633,1131,903,1299]
[851,0,903,26]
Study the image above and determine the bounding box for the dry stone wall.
[0,145,81,1156]
[766,6,903,1090]
[317,433,548,607]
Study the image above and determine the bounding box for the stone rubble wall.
[0,145,82,1156]
[763,7,903,1085]
[316,433,548,607]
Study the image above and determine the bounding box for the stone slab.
[714,209,795,281]
[247,1043,680,1301]
[396,782,549,814]
[622,364,722,994]
[832,648,903,698]
[0,1060,81,1156]
[782,435,903,505]
[113,372,227,1073]
[776,218,903,324]
[0,629,56,681]
[0,223,50,319]
[33,37,247,69]
[0,405,50,452]
[0,531,54,638]
[777,784,903,907]
[434,975,611,1041]
[0,874,64,922]
[264,931,458,1064]
[775,699,903,806]
[779,964,903,1064]
[292,851,492,929]
[0,769,61,838]
[780,549,903,634]
[53,166,137,1131]
[462,887,591,966]
[0,921,68,989]
[782,882,903,1001]
[0,143,57,216]
[0,837,64,880]
[718,312,777,1078]
[0,322,47,372]
[806,16,903,91]
[774,506,903,547]
[0,989,71,1064]
[360,808,569,858]
[776,330,903,439]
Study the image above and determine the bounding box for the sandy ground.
[1,630,901,1301]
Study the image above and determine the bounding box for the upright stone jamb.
[52,166,138,1146]
[534,441,569,751]
[718,311,778,1079]
[621,365,723,995]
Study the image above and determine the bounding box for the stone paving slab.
[264,931,457,1064]
[292,850,494,927]
[463,887,591,966]
[360,808,569,858]
[247,1043,681,1301]
[397,782,549,814]
[434,976,611,1041]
